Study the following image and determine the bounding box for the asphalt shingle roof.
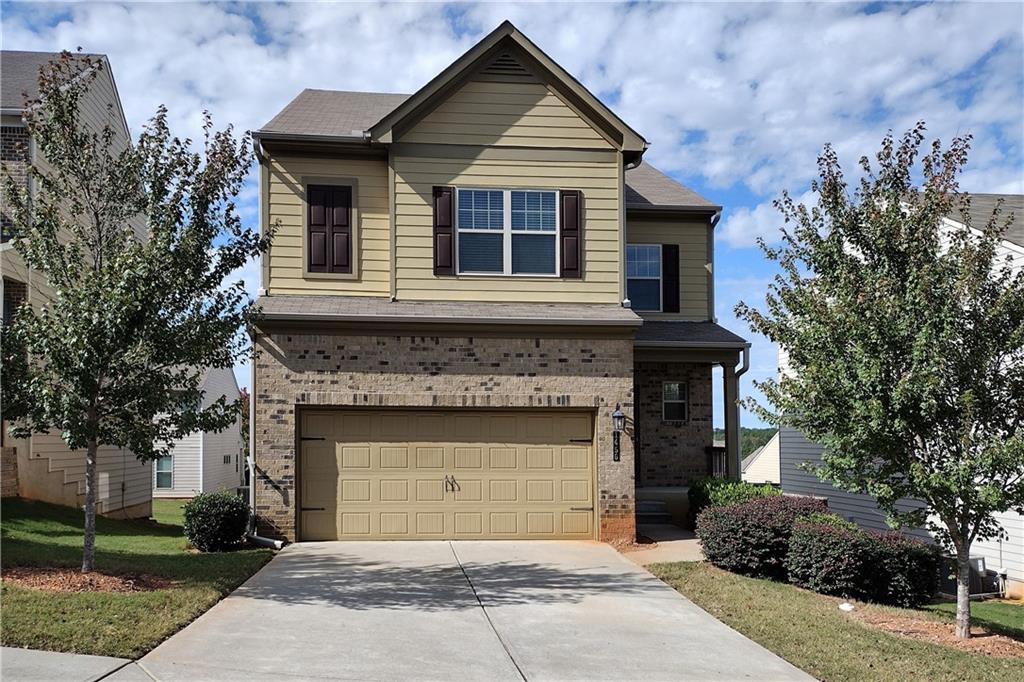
[624,162,718,211]
[949,193,1023,248]
[256,295,642,327]
[1,50,101,110]
[634,321,748,347]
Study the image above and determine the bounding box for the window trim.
[662,381,689,422]
[627,243,663,312]
[302,176,360,280]
[454,187,561,277]
[155,454,174,490]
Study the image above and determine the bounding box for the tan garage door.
[299,410,594,540]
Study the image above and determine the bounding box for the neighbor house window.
[627,244,662,311]
[156,455,173,489]
[663,382,688,421]
[457,188,558,275]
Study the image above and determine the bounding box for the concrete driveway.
[134,541,811,682]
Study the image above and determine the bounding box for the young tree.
[1,52,272,572]
[736,123,1024,639]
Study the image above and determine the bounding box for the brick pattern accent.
[1,126,30,242]
[634,361,713,486]
[254,331,636,545]
[1,446,18,497]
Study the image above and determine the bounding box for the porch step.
[636,500,672,525]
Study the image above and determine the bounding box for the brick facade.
[254,330,636,545]
[1,446,18,497]
[1,125,30,242]
[634,361,713,486]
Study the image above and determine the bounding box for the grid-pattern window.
[627,244,662,311]
[457,188,559,275]
[663,382,688,421]
[156,455,173,489]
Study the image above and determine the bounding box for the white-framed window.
[662,381,688,422]
[627,244,661,311]
[456,188,559,276]
[156,455,173,489]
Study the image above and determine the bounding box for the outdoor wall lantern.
[611,403,625,462]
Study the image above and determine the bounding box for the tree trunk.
[954,543,972,639]
[82,439,98,573]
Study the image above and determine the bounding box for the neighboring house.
[250,21,750,544]
[153,367,245,499]
[0,51,153,518]
[779,194,1024,597]
[741,430,780,484]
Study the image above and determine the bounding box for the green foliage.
[183,492,249,552]
[695,495,827,579]
[714,427,777,457]
[734,122,1024,634]
[786,519,940,608]
[688,477,780,522]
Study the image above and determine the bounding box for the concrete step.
[636,500,668,514]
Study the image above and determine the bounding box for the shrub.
[688,478,781,523]
[787,516,872,598]
[183,491,249,552]
[785,519,941,607]
[696,495,827,579]
[864,532,940,608]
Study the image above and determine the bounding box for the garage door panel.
[299,410,594,540]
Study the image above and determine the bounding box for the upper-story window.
[626,244,662,311]
[456,188,558,276]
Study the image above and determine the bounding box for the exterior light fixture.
[611,403,625,462]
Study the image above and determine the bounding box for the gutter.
[257,312,645,328]
[245,336,284,550]
[634,340,749,349]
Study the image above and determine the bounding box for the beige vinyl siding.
[265,154,390,297]
[741,431,780,484]
[153,432,201,498]
[200,367,243,493]
[399,79,612,149]
[627,217,710,320]
[392,151,621,302]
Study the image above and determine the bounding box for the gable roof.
[0,50,130,139]
[368,21,647,155]
[259,89,408,140]
[947,193,1023,248]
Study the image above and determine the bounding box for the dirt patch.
[619,534,659,553]
[854,609,1024,658]
[2,567,174,593]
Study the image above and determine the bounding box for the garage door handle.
[301,507,326,511]
[570,506,594,511]
[569,439,591,443]
[301,437,326,441]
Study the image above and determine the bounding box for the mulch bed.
[2,567,174,593]
[854,609,1024,658]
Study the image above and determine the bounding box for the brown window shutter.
[330,186,352,273]
[661,244,680,313]
[307,185,328,273]
[433,186,454,276]
[559,190,582,278]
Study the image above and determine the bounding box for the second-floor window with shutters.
[455,188,558,276]
[626,244,662,311]
[306,184,353,274]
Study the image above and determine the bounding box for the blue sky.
[3,1,1023,428]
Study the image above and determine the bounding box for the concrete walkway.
[0,647,135,681]
[133,540,810,681]
[626,523,705,566]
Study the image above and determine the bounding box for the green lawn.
[650,562,1024,682]
[151,498,187,527]
[925,599,1024,640]
[1,497,273,658]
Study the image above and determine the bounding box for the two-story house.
[250,22,749,545]
[0,51,153,517]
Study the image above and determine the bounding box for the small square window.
[663,382,688,422]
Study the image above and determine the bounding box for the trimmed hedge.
[786,517,941,607]
[688,478,781,523]
[183,491,249,552]
[696,495,828,579]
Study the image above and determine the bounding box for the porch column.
[723,364,741,479]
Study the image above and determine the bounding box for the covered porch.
[631,321,750,526]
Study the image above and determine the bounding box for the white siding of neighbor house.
[153,367,242,498]
[742,431,780,484]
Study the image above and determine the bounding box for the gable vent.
[478,52,534,81]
